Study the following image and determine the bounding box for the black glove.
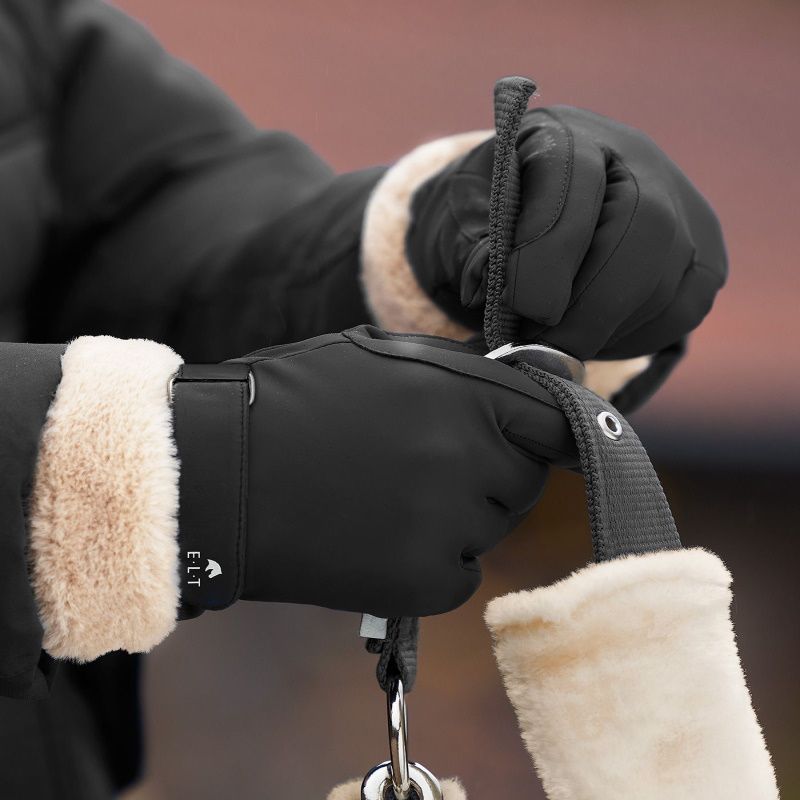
[171,326,576,618]
[406,106,727,361]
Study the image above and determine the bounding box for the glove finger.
[342,326,579,466]
[602,226,694,352]
[672,173,729,290]
[608,257,725,358]
[502,110,608,326]
[479,374,577,476]
[521,150,681,359]
[480,429,550,519]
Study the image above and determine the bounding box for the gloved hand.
[405,106,727,361]
[173,326,576,618]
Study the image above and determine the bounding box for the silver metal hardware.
[596,411,623,440]
[361,761,443,800]
[360,614,388,640]
[247,371,256,406]
[485,342,585,384]
[167,370,256,406]
[387,678,410,797]
[360,677,443,800]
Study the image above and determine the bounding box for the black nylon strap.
[486,76,681,561]
[370,76,681,692]
[518,364,680,561]
[365,617,419,693]
[484,76,537,349]
[172,363,251,618]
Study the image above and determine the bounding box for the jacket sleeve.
[2,0,385,360]
[0,335,186,699]
[0,342,64,698]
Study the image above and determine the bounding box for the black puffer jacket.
[1,0,384,795]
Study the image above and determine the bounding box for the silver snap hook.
[361,676,443,800]
[387,677,411,799]
[597,411,623,440]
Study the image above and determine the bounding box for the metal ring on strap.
[387,677,411,799]
[485,342,586,384]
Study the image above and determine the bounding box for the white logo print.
[205,559,223,579]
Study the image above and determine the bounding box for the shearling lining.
[485,548,779,799]
[28,336,183,662]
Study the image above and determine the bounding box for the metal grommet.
[596,411,623,440]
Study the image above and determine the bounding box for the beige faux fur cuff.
[360,132,652,400]
[485,549,778,799]
[28,336,183,662]
[361,130,493,341]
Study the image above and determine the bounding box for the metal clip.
[485,342,585,384]
[361,677,443,800]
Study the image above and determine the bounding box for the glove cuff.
[28,336,183,662]
[485,548,778,799]
[361,130,493,340]
[171,363,252,615]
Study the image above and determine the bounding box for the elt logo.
[185,551,222,586]
[205,559,222,579]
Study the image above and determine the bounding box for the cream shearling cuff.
[327,777,466,800]
[360,132,653,401]
[361,130,493,341]
[28,336,183,662]
[485,548,778,799]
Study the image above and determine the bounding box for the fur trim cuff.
[29,337,183,662]
[361,130,493,340]
[485,548,778,799]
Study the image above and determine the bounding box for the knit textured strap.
[365,617,420,692]
[486,76,681,561]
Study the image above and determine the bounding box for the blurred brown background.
[113,0,800,797]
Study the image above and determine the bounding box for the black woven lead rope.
[369,76,681,694]
[484,76,681,561]
[365,617,419,693]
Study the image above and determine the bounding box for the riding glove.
[405,106,727,361]
[172,325,576,619]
